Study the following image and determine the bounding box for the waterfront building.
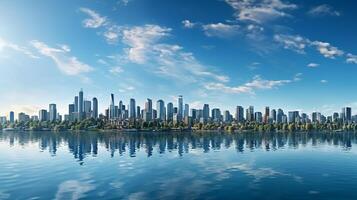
[136,106,141,119]
[0,116,6,124]
[18,112,29,122]
[178,95,183,121]
[264,106,270,123]
[92,97,98,119]
[49,104,57,121]
[270,109,277,123]
[277,109,284,123]
[203,104,210,122]
[166,102,174,121]
[246,106,254,122]
[212,108,221,122]
[184,104,189,118]
[79,89,84,120]
[255,112,263,123]
[9,111,14,123]
[223,110,231,123]
[39,109,47,121]
[129,98,136,119]
[235,106,244,122]
[157,100,165,121]
[84,100,92,118]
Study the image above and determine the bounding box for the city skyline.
[2,1,357,116]
[0,89,355,126]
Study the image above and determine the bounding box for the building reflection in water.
[0,131,356,163]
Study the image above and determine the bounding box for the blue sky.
[1,0,357,117]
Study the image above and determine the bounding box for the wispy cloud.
[307,63,319,68]
[274,34,344,59]
[122,25,171,64]
[205,74,299,95]
[308,4,340,17]
[182,20,196,28]
[202,23,240,38]
[31,40,93,76]
[320,79,328,84]
[109,66,124,75]
[79,8,107,28]
[225,0,297,24]
[346,53,357,64]
[0,37,39,59]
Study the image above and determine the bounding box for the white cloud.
[320,79,328,83]
[205,74,298,95]
[311,41,344,58]
[121,0,130,6]
[202,23,240,38]
[182,20,196,28]
[274,34,308,54]
[225,0,297,24]
[274,34,344,59]
[307,63,319,68]
[122,24,171,64]
[0,37,39,59]
[79,7,107,28]
[308,4,340,17]
[55,180,94,200]
[31,40,93,76]
[346,53,357,64]
[109,66,124,74]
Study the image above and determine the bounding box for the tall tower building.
[9,111,14,123]
[79,89,84,120]
[39,109,47,121]
[235,106,244,122]
[264,106,270,123]
[178,95,183,121]
[203,104,210,122]
[184,104,189,118]
[49,104,57,121]
[92,97,98,119]
[129,98,136,119]
[157,99,165,121]
[166,102,174,121]
[74,96,79,112]
[144,98,153,122]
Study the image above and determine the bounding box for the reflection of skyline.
[0,131,356,163]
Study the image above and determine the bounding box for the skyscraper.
[184,103,189,118]
[166,102,174,121]
[144,98,153,122]
[203,104,210,122]
[109,94,116,119]
[264,106,270,123]
[92,97,98,119]
[79,89,84,120]
[74,96,79,112]
[247,106,254,121]
[235,106,244,122]
[270,109,277,123]
[39,109,47,121]
[277,109,284,123]
[84,100,91,118]
[178,95,183,121]
[157,99,165,121]
[342,107,352,123]
[136,106,141,119]
[212,108,221,122]
[223,110,231,122]
[129,98,136,119]
[49,104,57,121]
[9,111,14,123]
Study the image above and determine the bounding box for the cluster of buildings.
[0,89,356,126]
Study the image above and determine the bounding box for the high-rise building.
[136,106,141,119]
[212,108,221,122]
[9,111,14,123]
[246,106,254,121]
[157,100,165,121]
[79,89,84,120]
[288,111,299,123]
[178,95,183,121]
[277,109,284,123]
[203,104,210,122]
[223,110,231,122]
[333,112,339,122]
[264,106,270,123]
[18,112,29,122]
[92,97,98,119]
[49,104,57,121]
[235,106,244,122]
[190,109,197,121]
[342,107,352,123]
[109,94,116,120]
[84,100,91,118]
[144,98,153,122]
[270,109,277,123]
[68,104,75,120]
[166,102,174,122]
[129,98,136,119]
[39,109,47,122]
[74,96,79,112]
[255,112,263,123]
[184,104,189,118]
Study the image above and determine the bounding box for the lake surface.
[1,131,357,200]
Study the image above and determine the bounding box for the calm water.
[1,131,357,200]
